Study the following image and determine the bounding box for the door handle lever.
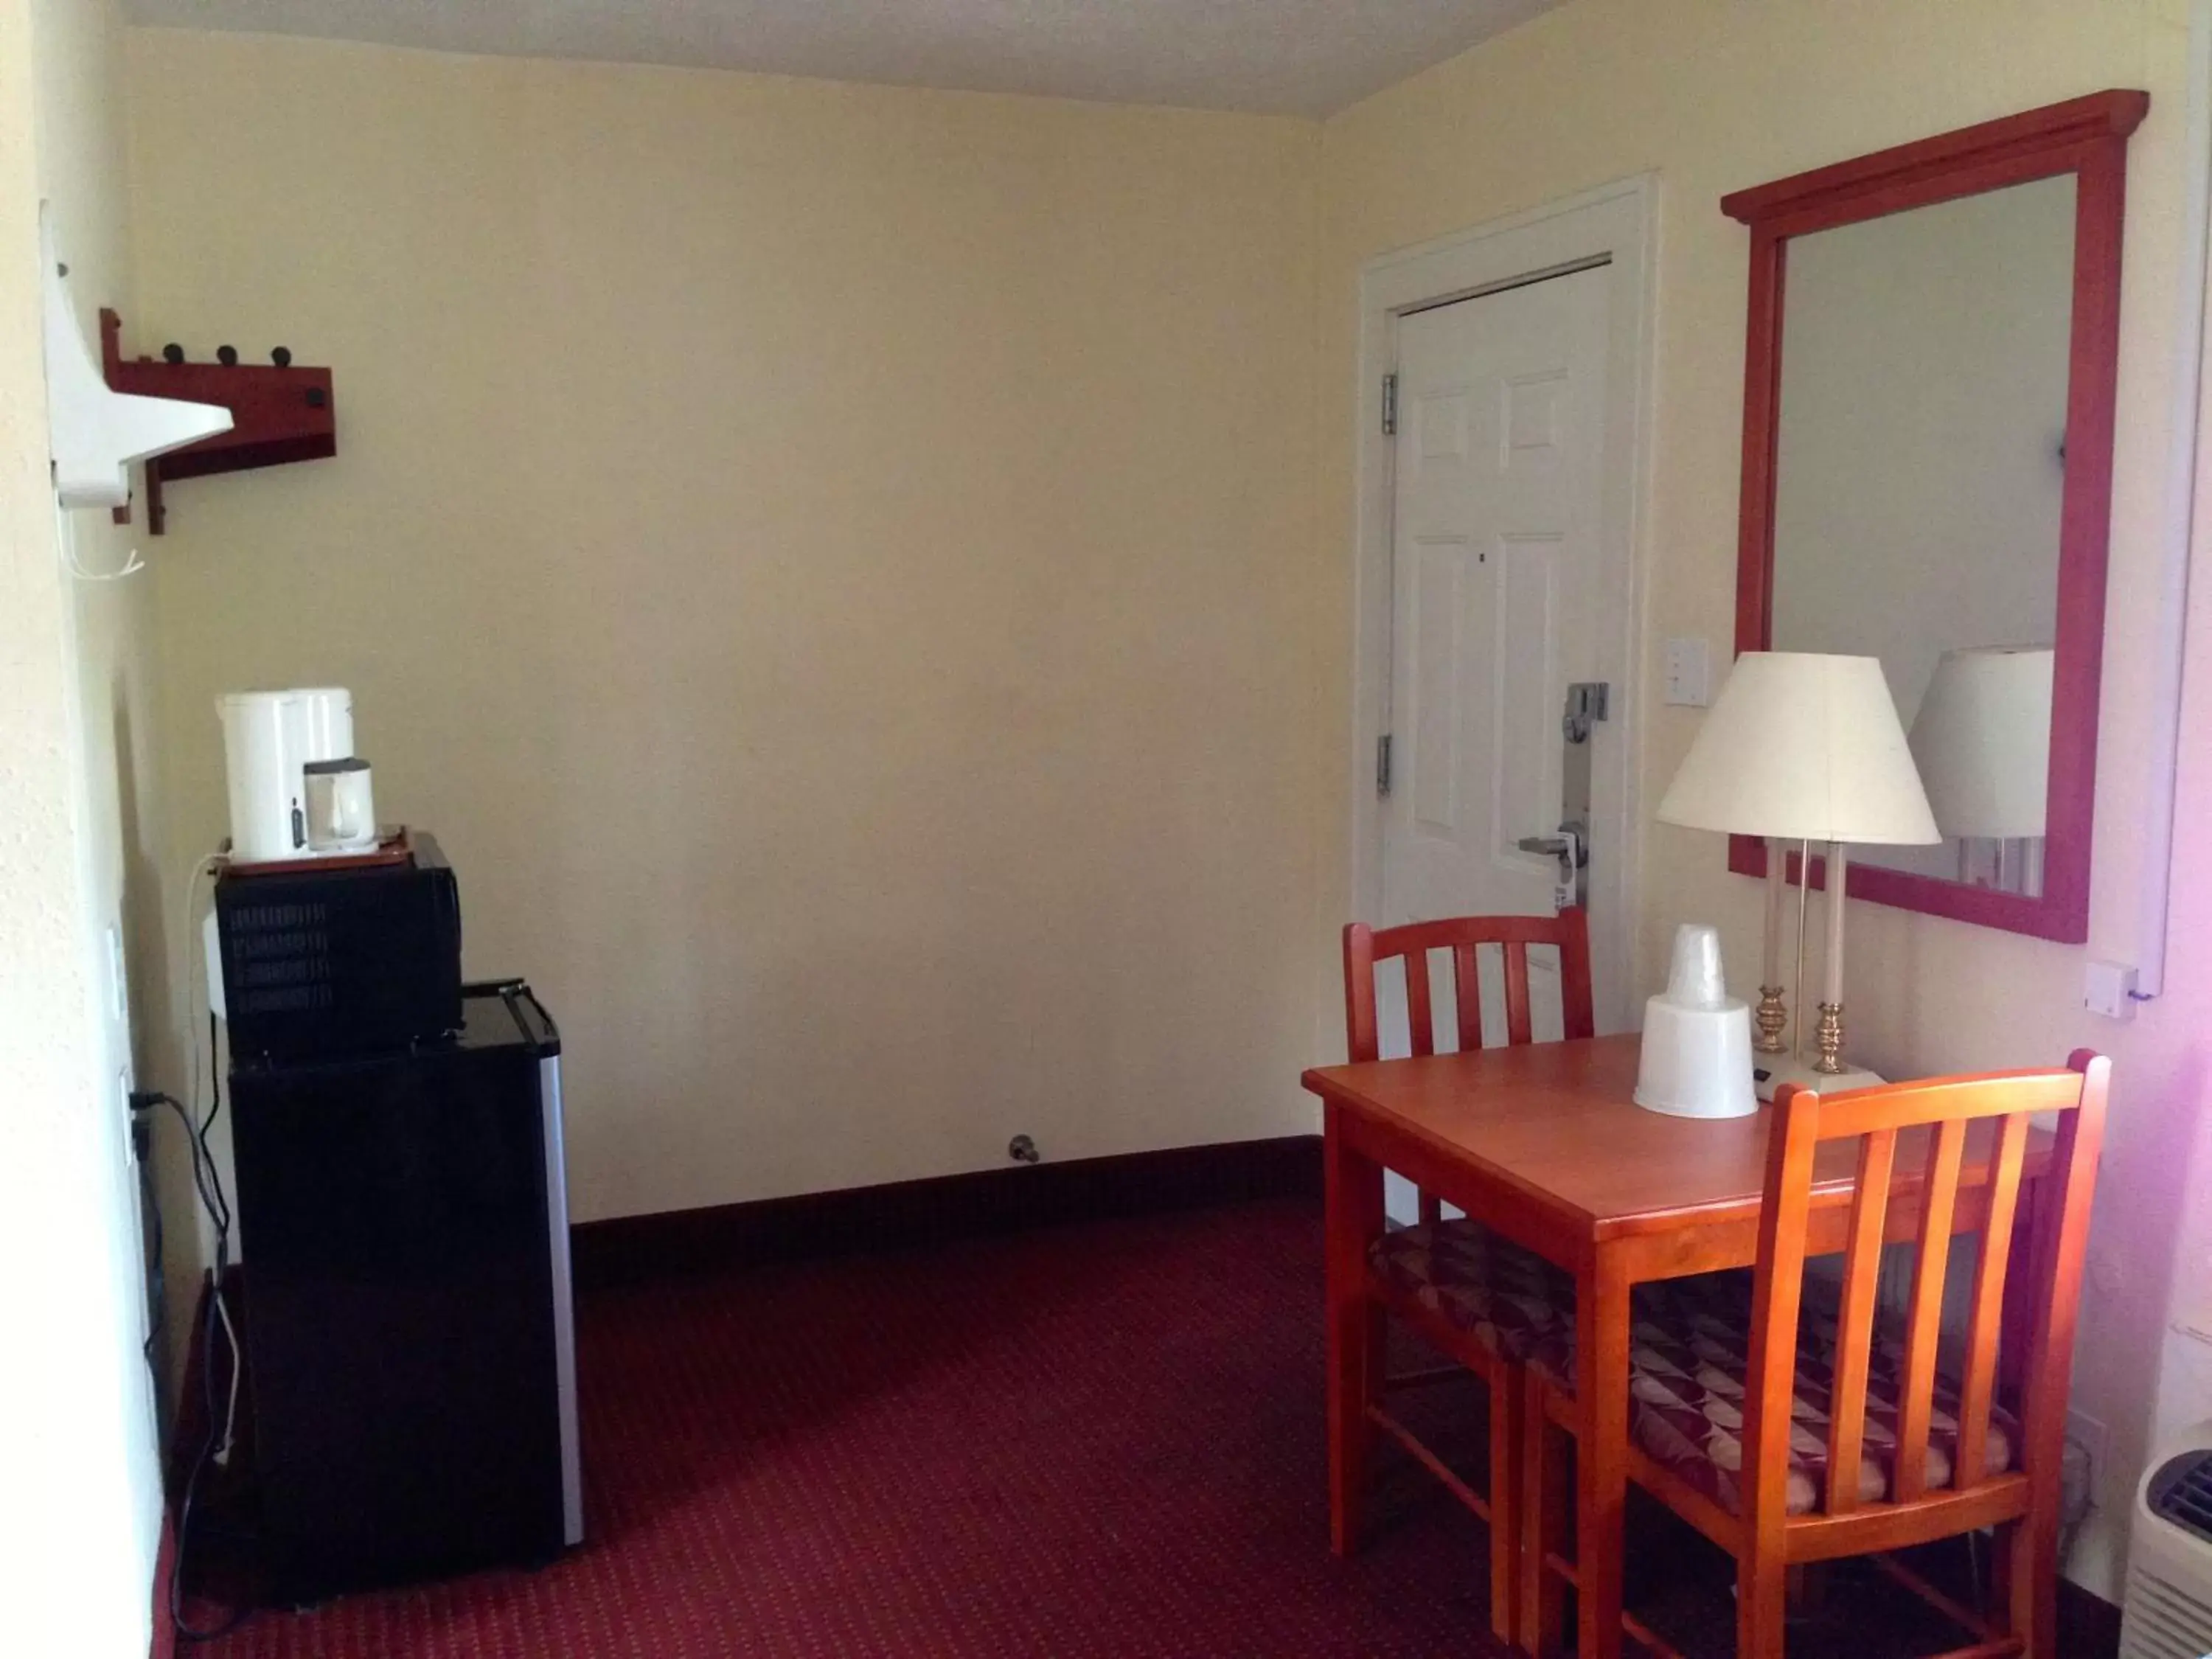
[1518,823,1588,916]
[1517,824,1587,868]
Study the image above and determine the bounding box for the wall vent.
[2150,1450,2212,1543]
[2121,1427,2212,1659]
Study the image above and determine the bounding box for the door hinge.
[1376,733,1394,798]
[1381,372,1399,437]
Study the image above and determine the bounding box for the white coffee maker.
[218,688,377,862]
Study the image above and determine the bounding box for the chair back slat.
[1360,911,1592,957]
[1823,1126,1897,1515]
[1953,1110,2031,1488]
[1452,944,1484,1052]
[1745,1056,2108,1531]
[1818,1070,2085,1135]
[1503,943,1534,1045]
[1891,1117,1967,1504]
[1743,1090,1822,1531]
[1404,951,1436,1058]
[1340,911,1599,1227]
[1557,915,1597,1041]
[1343,924,1381,1063]
[1340,910,1595,1062]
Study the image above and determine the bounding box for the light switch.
[1663,638,1711,707]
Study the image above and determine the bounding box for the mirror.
[1772,175,2072,896]
[1725,92,2148,943]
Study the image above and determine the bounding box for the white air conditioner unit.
[2121,1419,2212,1658]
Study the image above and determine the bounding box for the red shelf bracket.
[100,309,338,535]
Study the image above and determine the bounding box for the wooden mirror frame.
[1724,90,2148,944]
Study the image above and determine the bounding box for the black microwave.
[215,832,464,1062]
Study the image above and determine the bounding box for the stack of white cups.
[1634,923,1758,1119]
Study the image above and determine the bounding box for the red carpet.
[199,1200,1521,1657]
[193,1199,2041,1658]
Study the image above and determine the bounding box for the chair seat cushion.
[1538,1271,2020,1516]
[1366,1218,1576,1366]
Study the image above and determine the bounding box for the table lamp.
[1656,652,1938,1099]
[1908,644,2053,891]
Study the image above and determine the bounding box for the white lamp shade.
[1657,652,1939,845]
[1907,645,2053,839]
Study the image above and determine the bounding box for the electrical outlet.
[2062,1407,2097,1531]
[105,922,128,1023]
[2066,1408,2109,1490]
[2084,959,2138,1021]
[2060,1437,2094,1531]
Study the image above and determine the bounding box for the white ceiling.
[119,0,1557,117]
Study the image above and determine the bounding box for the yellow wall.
[2,0,168,1644]
[117,0,2212,1603]
[122,29,1321,1224]
[1316,0,2202,1594]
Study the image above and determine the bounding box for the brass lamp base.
[1753,984,1789,1055]
[1751,1051,1885,1104]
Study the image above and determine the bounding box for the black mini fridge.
[229,980,583,1602]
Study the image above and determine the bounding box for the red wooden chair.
[1515,1053,2109,1658]
[1332,909,1594,1644]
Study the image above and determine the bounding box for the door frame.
[1349,175,1658,1034]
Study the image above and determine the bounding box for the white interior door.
[1377,263,1613,1071]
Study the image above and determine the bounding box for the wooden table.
[1301,1033,2052,1659]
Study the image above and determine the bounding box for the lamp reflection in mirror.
[1909,644,2053,896]
[1656,652,1938,1100]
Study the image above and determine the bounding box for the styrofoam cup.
[1665,922,1727,1011]
[1635,995,1759,1119]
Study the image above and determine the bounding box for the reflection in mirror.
[1768,173,2075,896]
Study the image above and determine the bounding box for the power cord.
[204,1032,243,1472]
[133,1074,248,1643]
[134,1109,165,1375]
[147,852,256,1639]
[54,495,145,582]
[169,857,246,1467]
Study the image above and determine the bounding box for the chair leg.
[1738,1555,1788,1659]
[1989,1523,2013,1631]
[2005,1515,2056,1658]
[1328,1291,1385,1557]
[1518,1373,1568,1657]
[1487,1366,1522,1644]
[1785,1562,1829,1615]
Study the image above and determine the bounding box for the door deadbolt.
[1563,681,1610,745]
